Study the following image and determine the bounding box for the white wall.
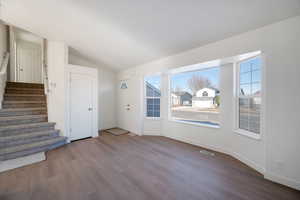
[0,23,8,65]
[0,23,8,108]
[69,52,117,130]
[116,16,300,190]
[47,41,68,135]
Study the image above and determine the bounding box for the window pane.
[153,98,160,105]
[147,111,153,117]
[240,84,251,96]
[239,97,260,134]
[251,57,261,71]
[147,98,154,105]
[240,72,251,84]
[145,74,161,117]
[239,98,250,131]
[145,75,161,97]
[154,112,160,117]
[170,66,220,126]
[240,62,251,73]
[238,56,261,134]
[252,70,261,83]
[251,83,261,95]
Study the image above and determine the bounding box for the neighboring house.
[171,93,180,106]
[192,87,219,108]
[172,91,192,106]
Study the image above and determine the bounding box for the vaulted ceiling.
[2,0,300,71]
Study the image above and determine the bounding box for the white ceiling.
[2,0,300,71]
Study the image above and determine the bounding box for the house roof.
[198,87,220,94]
[172,91,192,97]
[146,81,161,96]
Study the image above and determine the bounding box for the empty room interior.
[0,1,300,199]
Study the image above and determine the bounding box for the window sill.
[145,117,161,120]
[169,119,220,129]
[234,129,261,140]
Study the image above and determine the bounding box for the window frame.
[234,54,264,140]
[144,74,162,119]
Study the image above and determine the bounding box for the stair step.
[0,122,56,137]
[4,94,46,101]
[6,82,44,89]
[6,87,44,95]
[0,136,67,161]
[0,130,60,148]
[0,115,48,126]
[0,107,47,117]
[2,101,46,108]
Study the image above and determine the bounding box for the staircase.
[0,82,67,162]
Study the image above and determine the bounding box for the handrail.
[0,52,9,109]
[43,61,50,94]
[0,52,9,75]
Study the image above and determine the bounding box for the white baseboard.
[265,172,300,191]
[143,130,162,136]
[0,152,45,173]
[165,134,230,155]
[230,151,265,174]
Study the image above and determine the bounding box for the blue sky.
[171,67,220,93]
[239,57,261,95]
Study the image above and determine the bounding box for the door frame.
[65,64,98,142]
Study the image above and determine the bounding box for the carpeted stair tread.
[0,107,46,112]
[0,131,60,148]
[0,140,65,161]
[3,100,46,103]
[0,114,47,121]
[0,136,67,155]
[5,88,45,95]
[0,122,55,131]
[0,115,48,126]
[0,129,60,143]
[2,102,47,109]
[6,87,44,91]
[0,107,47,117]
[6,82,44,89]
[0,122,56,137]
[4,94,45,97]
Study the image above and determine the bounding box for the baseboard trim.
[0,152,45,173]
[265,172,300,191]
[165,134,230,155]
[230,151,265,174]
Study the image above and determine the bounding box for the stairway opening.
[0,82,67,164]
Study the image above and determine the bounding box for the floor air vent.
[200,149,215,156]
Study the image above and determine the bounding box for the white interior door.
[70,73,94,141]
[118,78,135,132]
[17,40,42,83]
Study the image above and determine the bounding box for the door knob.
[20,68,23,71]
[88,108,93,111]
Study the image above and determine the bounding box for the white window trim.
[144,74,162,119]
[169,118,220,129]
[234,54,264,140]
